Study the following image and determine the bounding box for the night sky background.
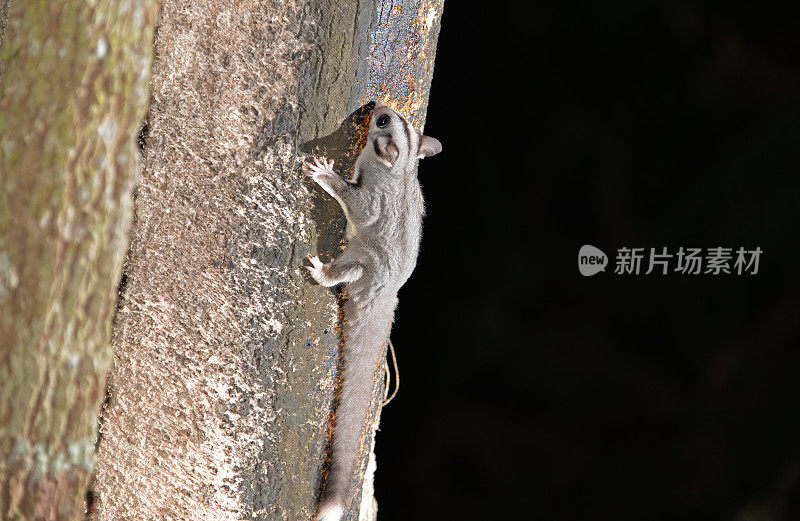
[375,3,800,521]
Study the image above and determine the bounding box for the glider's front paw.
[303,157,337,184]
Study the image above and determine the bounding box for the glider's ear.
[417,135,442,158]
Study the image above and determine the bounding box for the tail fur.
[316,501,344,521]
[319,297,394,520]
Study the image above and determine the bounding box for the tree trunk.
[91,1,443,521]
[0,2,158,520]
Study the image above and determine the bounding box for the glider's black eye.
[376,114,390,128]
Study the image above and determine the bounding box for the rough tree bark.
[0,2,158,520]
[91,2,443,521]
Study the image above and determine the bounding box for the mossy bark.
[0,2,158,520]
[91,2,443,521]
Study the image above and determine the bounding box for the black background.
[376,3,800,521]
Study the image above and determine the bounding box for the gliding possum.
[304,101,442,521]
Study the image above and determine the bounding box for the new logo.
[578,245,608,276]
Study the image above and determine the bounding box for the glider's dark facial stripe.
[373,139,382,157]
[401,116,413,161]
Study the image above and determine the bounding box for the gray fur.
[304,104,441,520]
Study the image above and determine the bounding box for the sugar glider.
[304,101,442,521]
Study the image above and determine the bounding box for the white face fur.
[368,103,442,168]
